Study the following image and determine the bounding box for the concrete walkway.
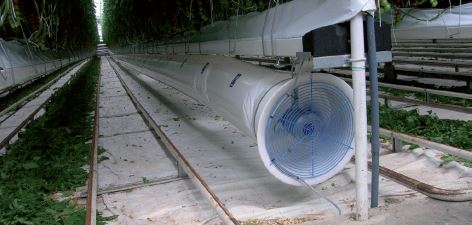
[301,197,472,225]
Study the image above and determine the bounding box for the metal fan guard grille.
[265,77,354,179]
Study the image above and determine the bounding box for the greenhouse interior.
[0,0,471,224]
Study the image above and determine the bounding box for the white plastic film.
[116,54,289,137]
[0,39,87,93]
[387,3,472,39]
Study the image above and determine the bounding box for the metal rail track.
[85,65,100,225]
[107,57,239,225]
[0,60,88,150]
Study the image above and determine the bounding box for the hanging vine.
[101,0,267,47]
[0,0,98,51]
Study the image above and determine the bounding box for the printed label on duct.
[230,73,242,88]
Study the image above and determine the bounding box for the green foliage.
[441,155,472,168]
[383,0,461,23]
[101,0,267,47]
[1,0,98,50]
[373,105,472,150]
[0,57,101,224]
[428,94,472,107]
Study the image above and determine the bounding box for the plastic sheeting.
[187,0,375,41]
[0,39,87,93]
[390,3,472,39]
[115,54,289,137]
[113,0,376,57]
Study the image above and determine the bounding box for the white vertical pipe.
[350,13,369,221]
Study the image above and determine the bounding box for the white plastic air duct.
[115,54,354,186]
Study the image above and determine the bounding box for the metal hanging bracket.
[292,52,313,79]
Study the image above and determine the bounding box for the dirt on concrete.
[298,197,472,225]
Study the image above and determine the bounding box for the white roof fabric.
[188,0,376,42]
[391,3,472,39]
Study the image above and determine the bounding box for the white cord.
[210,0,214,25]
[390,8,398,45]
[269,0,279,57]
[296,177,342,215]
[446,0,462,37]
[377,0,382,27]
[282,169,342,215]
[199,215,219,225]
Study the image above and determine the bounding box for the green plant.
[370,105,472,151]
[0,57,102,224]
[1,0,98,50]
[441,155,472,168]
[101,0,267,47]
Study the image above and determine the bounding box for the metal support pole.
[350,13,369,221]
[366,13,380,208]
[425,92,431,103]
[393,138,403,152]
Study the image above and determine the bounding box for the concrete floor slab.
[99,95,138,118]
[99,114,149,137]
[301,197,472,225]
[100,85,127,98]
[101,80,124,90]
[98,131,177,189]
[97,57,179,190]
[98,179,222,225]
